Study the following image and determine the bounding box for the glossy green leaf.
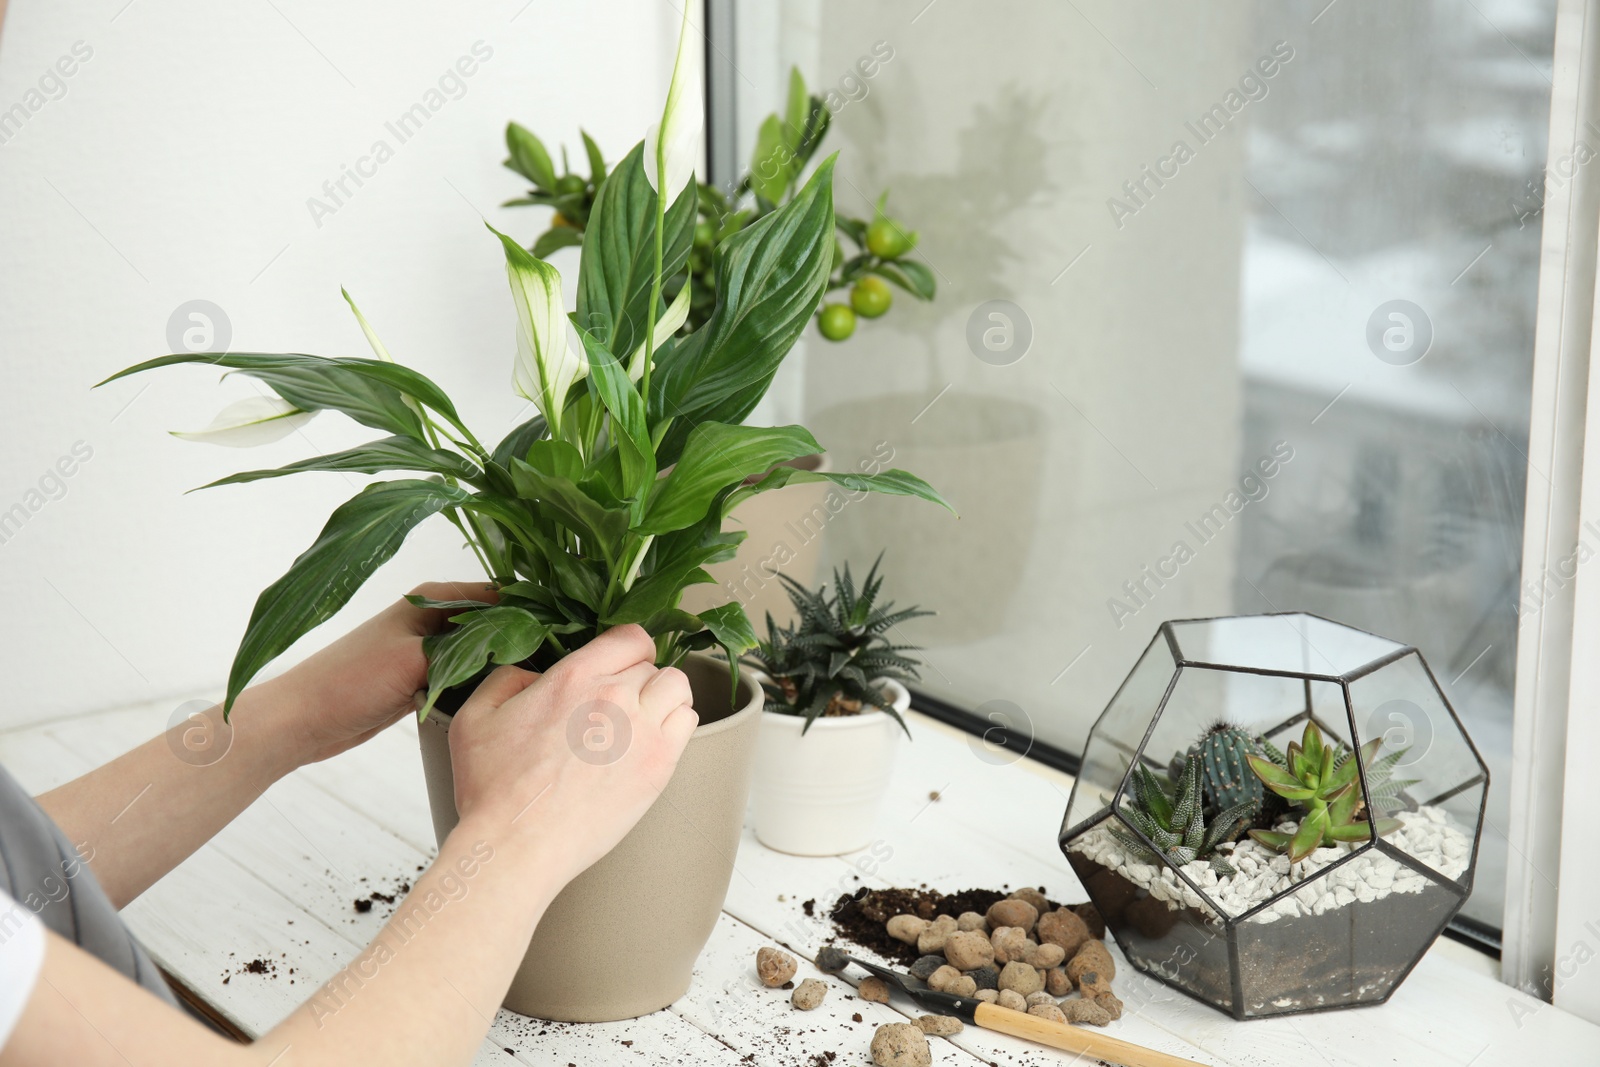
[225,479,469,712]
[509,457,628,565]
[580,129,607,185]
[1288,806,1330,862]
[652,157,837,462]
[640,423,821,535]
[576,142,697,367]
[99,353,467,443]
[575,327,654,508]
[696,600,757,698]
[505,122,558,190]
[869,259,936,301]
[783,67,809,151]
[725,465,955,517]
[492,413,548,470]
[196,436,483,490]
[419,606,552,719]
[749,114,792,204]
[532,227,584,258]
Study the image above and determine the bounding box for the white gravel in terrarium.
[1068,806,1471,923]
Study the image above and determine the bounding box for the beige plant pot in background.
[678,454,831,630]
[416,654,762,1022]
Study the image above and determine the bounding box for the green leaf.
[99,352,465,444]
[581,129,608,185]
[726,464,956,518]
[532,227,585,258]
[696,600,758,697]
[509,457,629,565]
[652,157,837,462]
[640,423,821,535]
[1249,829,1293,851]
[750,114,793,204]
[575,327,654,510]
[1247,753,1311,800]
[869,259,936,301]
[492,413,548,470]
[1300,721,1325,773]
[783,67,809,151]
[225,479,468,712]
[419,606,552,719]
[576,142,697,367]
[1325,822,1375,843]
[1288,807,1330,862]
[196,436,483,490]
[506,122,558,190]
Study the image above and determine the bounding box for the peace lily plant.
[100,10,950,721]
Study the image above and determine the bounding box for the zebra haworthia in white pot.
[99,9,951,1022]
[743,558,928,856]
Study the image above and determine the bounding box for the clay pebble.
[871,1023,932,1067]
[996,989,1028,1012]
[997,960,1043,996]
[917,914,960,955]
[956,910,988,932]
[887,914,929,945]
[966,965,999,991]
[1045,967,1071,997]
[1063,998,1113,1026]
[858,976,891,1003]
[1066,939,1116,984]
[1095,991,1124,1020]
[1078,970,1113,997]
[1028,1002,1069,1024]
[1008,887,1051,915]
[989,926,1031,965]
[756,946,797,988]
[915,1014,964,1037]
[926,965,962,993]
[909,955,946,981]
[1024,991,1056,1008]
[1035,908,1091,958]
[975,989,999,1004]
[986,898,1039,934]
[1024,942,1066,969]
[943,930,995,970]
[791,978,827,1010]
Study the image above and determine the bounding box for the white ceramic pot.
[749,678,911,856]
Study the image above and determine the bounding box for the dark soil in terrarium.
[827,885,1062,966]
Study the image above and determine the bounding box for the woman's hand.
[446,624,698,883]
[271,580,498,766]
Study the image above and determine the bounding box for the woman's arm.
[34,583,494,909]
[3,624,698,1067]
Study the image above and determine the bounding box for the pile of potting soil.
[827,886,1026,966]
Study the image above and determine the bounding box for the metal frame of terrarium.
[1057,611,1490,1020]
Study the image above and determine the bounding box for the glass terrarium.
[1058,613,1488,1019]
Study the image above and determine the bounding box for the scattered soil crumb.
[802,898,816,917]
[852,1012,863,1023]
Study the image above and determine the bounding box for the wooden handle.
[973,1002,1206,1067]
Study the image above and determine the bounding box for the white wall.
[0,0,682,725]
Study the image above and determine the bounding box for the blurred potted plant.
[100,10,950,1022]
[743,557,927,855]
[501,66,937,344]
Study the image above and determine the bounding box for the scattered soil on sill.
[827,885,1058,966]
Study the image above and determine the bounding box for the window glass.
[770,0,1556,929]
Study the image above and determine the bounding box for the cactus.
[1194,723,1266,822]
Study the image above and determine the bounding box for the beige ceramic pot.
[416,653,762,1021]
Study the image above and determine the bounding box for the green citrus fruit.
[818,303,857,341]
[851,276,893,318]
[866,217,916,258]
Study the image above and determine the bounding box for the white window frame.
[1506,0,1600,1024]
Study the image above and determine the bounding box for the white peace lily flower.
[171,396,313,447]
[628,281,692,382]
[493,226,584,434]
[643,5,703,199]
[341,288,395,362]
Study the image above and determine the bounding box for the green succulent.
[1111,755,1252,877]
[743,557,928,736]
[1246,721,1415,863]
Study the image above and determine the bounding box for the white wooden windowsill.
[3,701,1595,1066]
